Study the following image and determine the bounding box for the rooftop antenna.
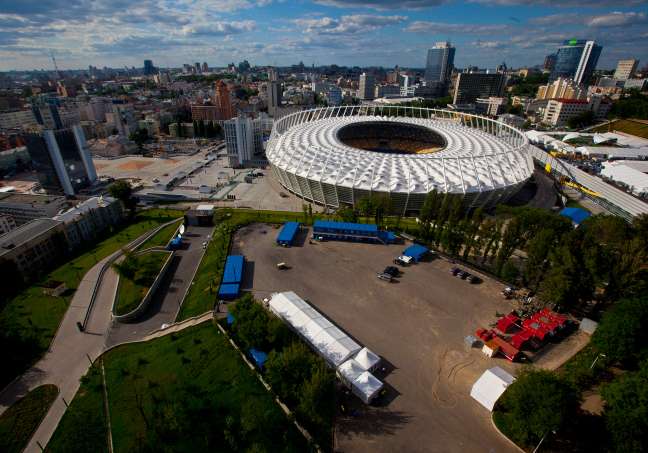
[50,50,61,80]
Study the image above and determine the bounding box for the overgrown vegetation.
[137,218,182,250]
[0,384,58,453]
[608,90,648,120]
[113,251,170,316]
[228,294,336,450]
[0,209,182,391]
[48,322,309,452]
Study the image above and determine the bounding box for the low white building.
[542,99,590,127]
[601,162,648,196]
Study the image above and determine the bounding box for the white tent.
[353,347,381,371]
[470,367,516,411]
[352,371,384,404]
[337,359,365,386]
[269,291,361,367]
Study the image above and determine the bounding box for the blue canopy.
[559,207,591,226]
[277,221,300,245]
[218,283,240,299]
[403,244,429,261]
[313,220,378,233]
[226,313,235,325]
[222,255,244,284]
[249,348,268,368]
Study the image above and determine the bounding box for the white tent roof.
[337,359,365,385]
[470,367,516,411]
[352,371,384,404]
[269,291,361,367]
[353,347,381,371]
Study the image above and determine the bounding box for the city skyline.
[1,0,647,72]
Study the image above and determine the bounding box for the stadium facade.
[266,106,533,215]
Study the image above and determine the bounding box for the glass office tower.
[550,39,602,85]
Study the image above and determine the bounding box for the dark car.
[466,275,481,284]
[377,273,393,282]
[450,267,461,276]
[459,271,471,279]
[383,266,399,277]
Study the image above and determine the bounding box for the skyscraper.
[424,42,455,84]
[543,54,557,71]
[267,81,282,116]
[24,125,97,196]
[614,59,639,80]
[452,73,507,104]
[550,40,602,85]
[358,73,375,100]
[143,59,154,76]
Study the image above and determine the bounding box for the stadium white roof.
[601,162,648,196]
[268,115,532,195]
[268,291,361,367]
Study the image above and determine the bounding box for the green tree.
[128,128,149,151]
[265,342,317,405]
[601,360,648,453]
[567,110,595,129]
[592,297,648,365]
[336,206,357,223]
[356,196,375,221]
[108,180,137,217]
[496,368,580,446]
[298,363,336,433]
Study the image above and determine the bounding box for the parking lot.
[231,223,519,453]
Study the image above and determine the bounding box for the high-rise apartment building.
[143,59,155,75]
[224,115,273,167]
[614,59,639,81]
[536,77,588,101]
[424,42,455,84]
[267,81,283,116]
[358,73,375,100]
[213,81,235,120]
[452,73,507,105]
[24,125,97,196]
[202,62,209,73]
[550,39,602,85]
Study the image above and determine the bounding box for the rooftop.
[0,218,62,254]
[53,196,118,223]
[0,193,66,206]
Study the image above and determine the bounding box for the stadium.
[266,106,533,215]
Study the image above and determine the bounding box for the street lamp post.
[590,353,606,370]
[533,430,556,453]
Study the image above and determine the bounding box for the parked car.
[450,267,461,276]
[466,275,481,284]
[459,271,470,280]
[277,262,289,270]
[377,273,393,282]
[394,255,413,266]
[383,266,399,277]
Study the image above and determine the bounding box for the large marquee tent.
[470,366,516,411]
[268,291,362,367]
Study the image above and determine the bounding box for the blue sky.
[0,0,646,71]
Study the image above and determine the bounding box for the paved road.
[0,251,119,453]
[107,225,214,345]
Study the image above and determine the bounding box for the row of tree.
[228,295,336,449]
[192,120,222,138]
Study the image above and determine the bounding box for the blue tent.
[403,244,429,262]
[249,348,268,368]
[277,222,300,246]
[222,255,244,284]
[559,207,591,226]
[218,283,240,299]
[226,313,235,325]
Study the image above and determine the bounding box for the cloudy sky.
[0,0,646,71]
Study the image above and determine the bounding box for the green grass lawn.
[137,218,182,250]
[0,384,58,453]
[46,366,108,453]
[113,251,171,316]
[47,322,309,453]
[591,119,648,139]
[0,209,183,390]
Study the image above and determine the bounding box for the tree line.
[192,120,222,138]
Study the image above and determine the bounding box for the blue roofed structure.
[222,255,244,284]
[227,313,235,325]
[167,235,183,250]
[403,244,429,262]
[312,220,396,244]
[218,283,240,299]
[559,207,591,226]
[277,221,300,246]
[249,348,268,368]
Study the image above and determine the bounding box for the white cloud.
[294,14,407,34]
[313,0,444,9]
